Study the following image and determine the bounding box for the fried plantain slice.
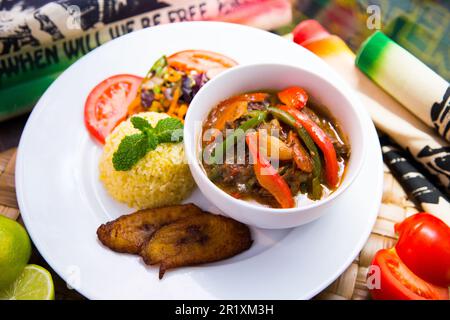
[140,214,252,278]
[97,203,204,254]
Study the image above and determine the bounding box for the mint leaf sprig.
[113,116,183,171]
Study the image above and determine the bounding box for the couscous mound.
[99,112,195,209]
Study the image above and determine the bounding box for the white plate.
[16,22,383,300]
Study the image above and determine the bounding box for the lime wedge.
[0,264,55,300]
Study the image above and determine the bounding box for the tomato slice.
[84,74,142,144]
[368,248,449,300]
[167,50,237,77]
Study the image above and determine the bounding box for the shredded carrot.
[167,86,181,115]
[166,68,182,82]
[150,100,162,112]
[127,96,143,116]
[177,103,188,119]
[162,99,170,109]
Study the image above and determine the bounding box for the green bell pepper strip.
[279,105,339,188]
[267,107,322,199]
[150,55,168,77]
[210,111,267,164]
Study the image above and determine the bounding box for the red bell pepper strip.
[278,105,339,188]
[395,213,450,287]
[278,86,308,110]
[246,132,295,208]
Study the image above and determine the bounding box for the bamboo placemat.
[0,147,418,300]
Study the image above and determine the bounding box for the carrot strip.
[167,86,181,115]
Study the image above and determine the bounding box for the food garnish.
[0,264,55,300]
[140,213,252,279]
[97,204,204,254]
[84,74,143,144]
[112,116,183,171]
[202,89,349,208]
[0,215,31,288]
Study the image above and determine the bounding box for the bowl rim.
[184,62,367,214]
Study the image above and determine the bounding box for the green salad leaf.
[150,55,167,77]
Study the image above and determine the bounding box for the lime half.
[0,264,55,300]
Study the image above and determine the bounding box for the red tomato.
[84,74,142,144]
[167,50,237,77]
[277,86,308,110]
[395,213,450,287]
[368,248,449,300]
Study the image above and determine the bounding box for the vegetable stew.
[201,87,350,208]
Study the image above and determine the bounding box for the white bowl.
[184,63,366,229]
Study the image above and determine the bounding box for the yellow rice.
[99,112,195,209]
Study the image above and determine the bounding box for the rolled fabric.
[380,136,450,226]
[293,20,450,195]
[356,31,450,142]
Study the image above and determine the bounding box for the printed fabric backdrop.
[0,0,448,120]
[0,0,291,119]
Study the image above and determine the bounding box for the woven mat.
[0,147,418,300]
